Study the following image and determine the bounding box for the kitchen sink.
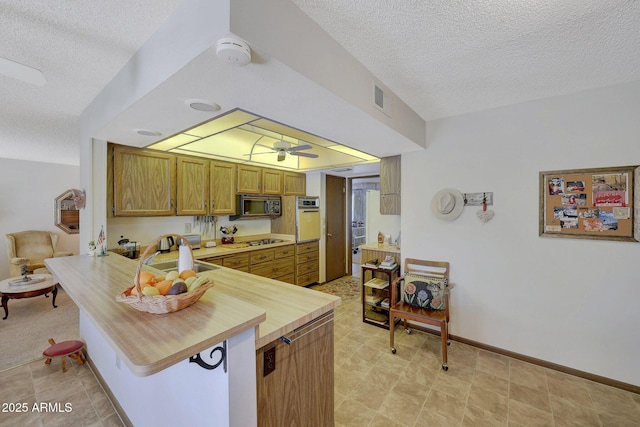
[148,259,219,273]
[246,238,285,246]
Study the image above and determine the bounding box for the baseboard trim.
[406,324,640,394]
[85,355,133,427]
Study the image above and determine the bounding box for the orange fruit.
[179,269,197,280]
[154,279,173,296]
[130,282,151,296]
[138,271,156,286]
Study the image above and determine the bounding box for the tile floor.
[1,278,639,427]
[0,358,123,426]
[333,295,640,426]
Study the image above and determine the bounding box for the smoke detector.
[216,37,251,66]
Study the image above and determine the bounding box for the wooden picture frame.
[539,165,639,242]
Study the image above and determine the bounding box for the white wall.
[402,80,640,387]
[365,190,401,244]
[0,158,80,278]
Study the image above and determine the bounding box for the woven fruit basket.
[115,234,214,314]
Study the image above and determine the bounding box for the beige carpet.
[0,286,79,372]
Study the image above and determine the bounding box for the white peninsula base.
[81,310,257,426]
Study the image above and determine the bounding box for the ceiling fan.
[252,140,319,162]
[0,56,47,86]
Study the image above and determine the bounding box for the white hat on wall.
[431,188,465,221]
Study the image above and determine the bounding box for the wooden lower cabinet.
[250,245,295,284]
[202,253,249,272]
[202,245,296,283]
[296,241,319,286]
[256,312,334,427]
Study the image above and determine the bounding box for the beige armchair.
[5,230,73,277]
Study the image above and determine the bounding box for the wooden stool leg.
[61,356,67,373]
[69,351,85,366]
[45,358,52,365]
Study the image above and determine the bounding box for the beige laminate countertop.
[45,252,339,376]
[149,234,297,264]
[198,266,339,349]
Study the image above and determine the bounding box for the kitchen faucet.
[142,251,161,265]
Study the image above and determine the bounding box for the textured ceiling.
[1,0,639,166]
[292,0,640,121]
[0,0,181,165]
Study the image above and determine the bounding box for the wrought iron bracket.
[189,340,227,373]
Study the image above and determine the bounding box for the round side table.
[0,274,58,320]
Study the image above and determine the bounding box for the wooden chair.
[389,259,452,370]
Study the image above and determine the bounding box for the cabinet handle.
[280,312,333,345]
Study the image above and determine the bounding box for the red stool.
[43,338,85,373]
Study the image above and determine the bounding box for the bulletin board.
[539,165,639,242]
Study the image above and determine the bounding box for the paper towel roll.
[178,244,193,273]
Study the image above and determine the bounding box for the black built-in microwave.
[230,194,281,220]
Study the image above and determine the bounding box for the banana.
[187,276,210,292]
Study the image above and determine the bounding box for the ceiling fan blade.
[243,150,274,156]
[290,151,319,158]
[0,57,46,86]
[286,144,313,152]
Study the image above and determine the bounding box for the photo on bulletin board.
[539,165,640,242]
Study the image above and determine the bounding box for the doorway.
[349,176,380,277]
[325,175,346,282]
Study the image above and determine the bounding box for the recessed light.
[134,129,162,137]
[186,99,221,112]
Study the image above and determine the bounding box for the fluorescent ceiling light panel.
[145,108,379,171]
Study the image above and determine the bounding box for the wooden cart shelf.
[361,264,399,330]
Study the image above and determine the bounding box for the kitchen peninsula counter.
[45,251,339,372]
[45,253,266,376]
[45,253,339,426]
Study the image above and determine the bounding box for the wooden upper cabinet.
[237,165,262,194]
[113,146,176,216]
[176,156,209,216]
[210,160,236,215]
[262,169,283,194]
[380,155,401,215]
[283,171,306,196]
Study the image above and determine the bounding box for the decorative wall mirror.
[54,189,83,234]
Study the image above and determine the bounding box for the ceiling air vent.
[372,80,392,117]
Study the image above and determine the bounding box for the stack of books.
[363,259,380,268]
[365,294,384,305]
[380,297,390,309]
[378,255,398,270]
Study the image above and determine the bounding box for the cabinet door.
[283,172,306,195]
[237,165,262,194]
[262,168,283,195]
[256,313,334,426]
[380,155,401,215]
[176,156,209,216]
[210,161,236,215]
[113,146,176,216]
